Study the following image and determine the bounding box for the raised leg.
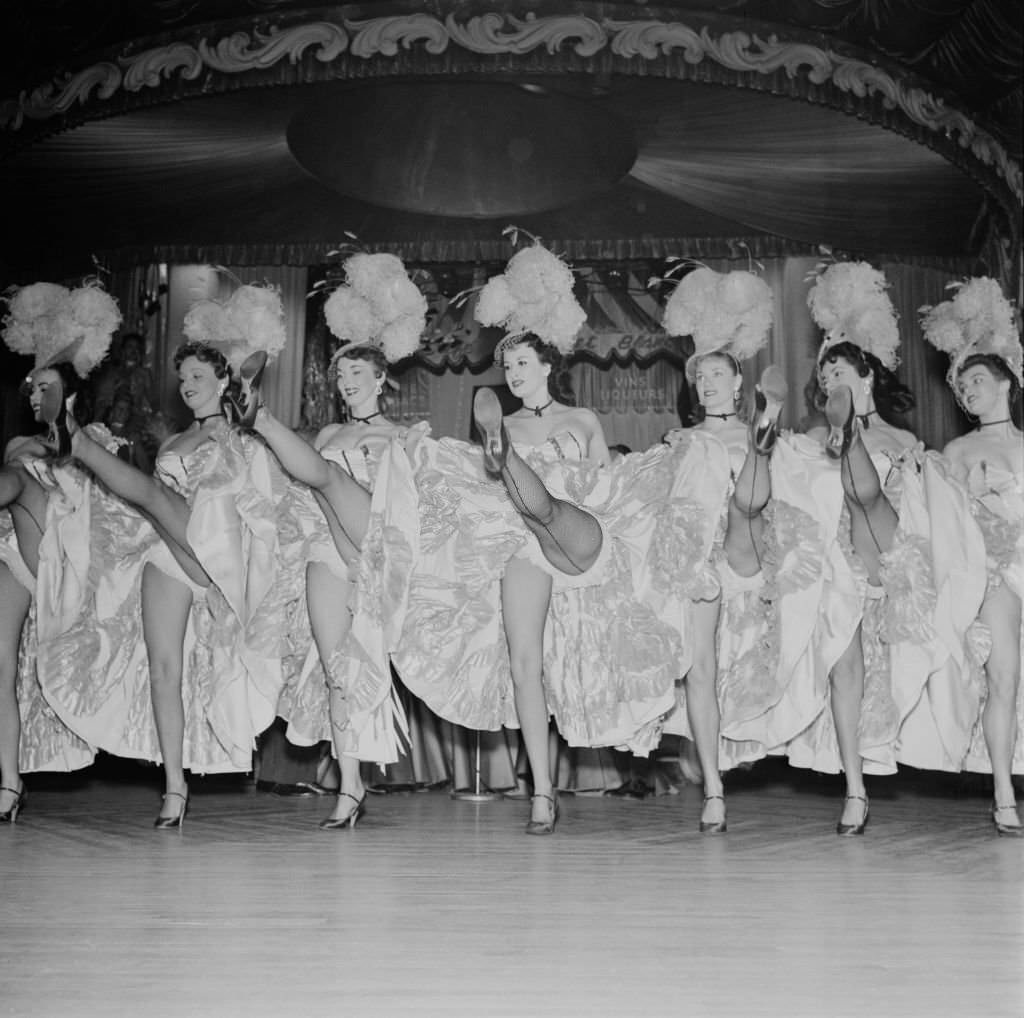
[0,465,48,577]
[501,556,557,831]
[979,583,1022,832]
[254,410,372,549]
[475,388,602,576]
[0,565,31,817]
[725,368,785,577]
[826,387,897,583]
[70,429,209,587]
[140,562,193,823]
[685,595,726,830]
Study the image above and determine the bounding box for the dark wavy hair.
[499,334,576,406]
[685,351,750,425]
[331,344,391,420]
[813,340,914,424]
[956,352,1023,426]
[173,340,230,378]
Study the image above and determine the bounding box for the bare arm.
[582,409,611,467]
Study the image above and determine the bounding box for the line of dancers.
[1,253,1020,839]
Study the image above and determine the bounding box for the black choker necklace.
[523,398,553,417]
[705,412,737,421]
[858,410,877,429]
[978,418,1011,428]
[351,411,382,424]
[195,412,225,425]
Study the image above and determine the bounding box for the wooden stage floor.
[2,759,1021,1018]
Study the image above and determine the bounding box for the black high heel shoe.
[318,791,367,830]
[154,790,188,829]
[525,792,558,835]
[824,385,857,461]
[836,794,869,836]
[473,387,510,477]
[39,385,72,458]
[750,366,788,455]
[0,784,27,823]
[234,350,268,429]
[699,794,727,834]
[991,802,1023,837]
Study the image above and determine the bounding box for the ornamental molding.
[1,12,1019,202]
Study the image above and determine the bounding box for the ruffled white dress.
[363,429,724,755]
[959,463,1024,774]
[274,435,419,765]
[37,428,305,773]
[770,436,979,775]
[666,429,824,769]
[1,451,94,773]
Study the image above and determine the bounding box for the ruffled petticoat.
[891,454,988,772]
[771,437,959,776]
[369,430,725,755]
[36,427,307,773]
[959,467,1024,774]
[663,432,824,770]
[272,434,430,766]
[1,510,93,773]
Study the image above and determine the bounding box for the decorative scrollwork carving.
[122,43,204,91]
[344,15,449,58]
[0,9,1017,202]
[17,62,121,126]
[198,23,349,72]
[447,12,605,56]
[604,20,704,61]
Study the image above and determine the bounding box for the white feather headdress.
[474,241,586,357]
[182,281,287,372]
[323,252,427,365]
[919,276,1022,391]
[806,261,900,370]
[661,266,774,381]
[2,279,121,377]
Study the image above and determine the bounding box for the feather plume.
[2,280,119,377]
[323,252,426,363]
[920,277,1022,385]
[473,242,584,355]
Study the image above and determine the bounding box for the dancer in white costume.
[782,261,953,835]
[1,281,125,819]
[244,252,428,828]
[251,358,429,825]
[0,365,96,821]
[51,284,300,827]
[922,277,1023,836]
[356,242,712,835]
[660,266,787,832]
[473,336,609,834]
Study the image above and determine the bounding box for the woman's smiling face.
[502,343,550,404]
[177,356,222,417]
[693,354,739,415]
[336,357,381,410]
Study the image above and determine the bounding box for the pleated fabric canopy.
[1,0,1019,287]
